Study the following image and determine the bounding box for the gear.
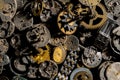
[80,3,107,29]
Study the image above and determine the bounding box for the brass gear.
[80,3,107,29]
[57,10,78,35]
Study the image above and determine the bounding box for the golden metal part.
[57,10,77,35]
[67,3,89,16]
[31,45,50,64]
[81,3,107,29]
[53,46,66,64]
[0,0,4,10]
[79,0,101,6]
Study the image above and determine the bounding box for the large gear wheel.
[80,3,107,29]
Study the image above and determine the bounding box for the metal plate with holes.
[0,0,17,22]
[70,67,93,80]
[39,60,58,80]
[26,23,51,48]
[82,46,102,68]
[0,0,119,80]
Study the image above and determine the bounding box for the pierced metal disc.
[0,0,17,22]
[26,23,51,48]
[82,46,102,68]
[39,60,58,79]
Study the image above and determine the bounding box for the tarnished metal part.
[50,0,62,15]
[99,61,113,80]
[31,0,43,16]
[64,35,80,51]
[82,46,102,68]
[26,23,51,48]
[0,39,9,55]
[110,26,120,55]
[49,36,67,46]
[10,34,21,50]
[0,0,17,22]
[0,21,15,38]
[55,51,79,80]
[94,19,115,50]
[13,12,33,31]
[39,60,58,80]
[106,62,120,80]
[27,66,38,78]
[105,0,120,25]
[70,67,93,80]
[0,54,10,66]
